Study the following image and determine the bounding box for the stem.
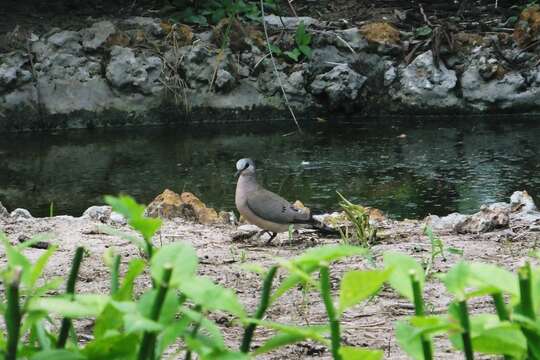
[240,266,278,353]
[320,266,341,360]
[5,268,22,360]
[491,292,512,360]
[410,271,432,360]
[458,300,474,360]
[57,246,85,349]
[111,254,121,295]
[138,265,173,360]
[518,263,540,358]
[185,305,203,360]
[518,263,535,320]
[491,292,509,321]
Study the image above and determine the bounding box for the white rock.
[110,211,127,225]
[10,208,33,219]
[82,205,112,222]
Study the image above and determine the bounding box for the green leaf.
[472,322,527,358]
[94,303,124,339]
[124,313,164,333]
[442,261,470,297]
[115,259,145,301]
[137,289,179,325]
[104,195,162,242]
[292,245,367,268]
[295,21,311,47]
[268,43,282,55]
[395,320,424,360]
[339,269,389,313]
[28,245,57,287]
[179,276,245,318]
[99,226,145,252]
[151,243,198,287]
[82,333,139,360]
[414,26,432,38]
[181,307,226,350]
[284,49,301,62]
[340,346,384,360]
[298,45,312,58]
[156,317,191,356]
[29,294,109,318]
[468,262,518,296]
[383,252,424,301]
[30,350,86,360]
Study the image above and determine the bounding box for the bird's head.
[235,158,255,177]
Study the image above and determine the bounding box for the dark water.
[1,117,540,219]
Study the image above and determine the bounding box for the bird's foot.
[264,231,277,245]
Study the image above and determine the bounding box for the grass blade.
[56,247,85,349]
[320,266,341,360]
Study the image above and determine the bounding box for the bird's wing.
[246,188,311,224]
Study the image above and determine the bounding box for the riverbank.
[1,1,540,131]
[1,190,539,358]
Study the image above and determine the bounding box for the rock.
[396,50,460,109]
[454,203,510,234]
[313,28,368,52]
[461,63,525,110]
[263,15,320,30]
[0,201,8,218]
[81,21,117,51]
[384,64,397,86]
[310,64,367,109]
[359,22,400,45]
[18,234,50,249]
[283,70,307,98]
[47,31,82,52]
[513,5,540,47]
[219,211,237,225]
[0,52,32,90]
[146,189,220,224]
[83,206,112,222]
[10,208,33,219]
[425,213,468,232]
[214,69,235,91]
[231,224,260,242]
[510,190,537,213]
[123,17,164,37]
[106,46,162,94]
[110,211,127,225]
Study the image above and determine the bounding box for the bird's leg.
[265,231,277,245]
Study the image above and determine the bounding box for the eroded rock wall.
[2,15,540,131]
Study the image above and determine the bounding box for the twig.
[26,39,44,126]
[335,34,356,54]
[419,4,433,27]
[260,0,302,133]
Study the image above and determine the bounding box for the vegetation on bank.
[1,195,540,359]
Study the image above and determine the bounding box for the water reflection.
[1,118,539,219]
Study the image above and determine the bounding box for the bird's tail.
[308,213,341,237]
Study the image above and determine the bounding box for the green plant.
[334,192,377,247]
[269,21,313,62]
[423,225,463,277]
[173,0,274,26]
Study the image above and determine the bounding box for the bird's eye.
[244,163,249,170]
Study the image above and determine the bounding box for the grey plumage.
[235,158,315,241]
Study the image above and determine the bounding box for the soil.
[0,212,536,359]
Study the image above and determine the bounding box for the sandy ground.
[0,210,537,359]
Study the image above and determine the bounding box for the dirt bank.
[1,200,538,358]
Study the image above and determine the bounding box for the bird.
[234,158,331,243]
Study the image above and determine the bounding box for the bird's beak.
[235,169,241,177]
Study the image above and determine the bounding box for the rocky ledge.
[2,8,540,131]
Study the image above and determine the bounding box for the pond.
[1,117,539,219]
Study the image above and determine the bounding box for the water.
[1,117,540,219]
